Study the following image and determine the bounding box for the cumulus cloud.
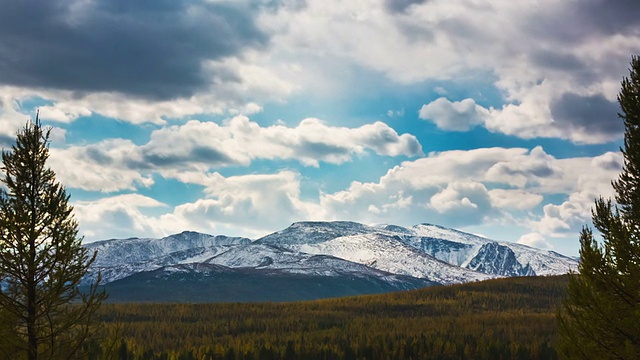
[0,88,38,146]
[142,116,422,169]
[419,92,624,143]
[74,194,167,241]
[48,116,421,192]
[162,170,321,235]
[530,152,623,237]
[320,147,621,231]
[49,139,154,192]
[429,181,494,223]
[485,146,560,188]
[74,171,321,242]
[419,97,490,131]
[488,189,544,210]
[12,53,297,126]
[2,0,637,143]
[0,1,296,126]
[1,0,633,249]
[518,232,552,250]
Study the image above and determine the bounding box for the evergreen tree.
[0,115,106,360]
[558,56,640,359]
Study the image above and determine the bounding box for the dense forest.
[88,275,567,359]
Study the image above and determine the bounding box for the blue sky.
[0,0,639,256]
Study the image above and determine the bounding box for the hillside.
[95,275,568,359]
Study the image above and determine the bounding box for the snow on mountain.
[257,222,577,280]
[83,228,434,291]
[83,231,251,284]
[260,232,492,284]
[87,231,251,267]
[203,243,433,288]
[391,223,578,276]
[257,221,378,245]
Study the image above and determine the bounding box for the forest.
[88,275,568,360]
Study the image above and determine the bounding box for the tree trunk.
[27,278,37,360]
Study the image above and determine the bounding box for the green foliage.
[90,275,566,359]
[0,117,107,359]
[557,56,640,359]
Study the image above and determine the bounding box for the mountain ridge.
[84,221,578,302]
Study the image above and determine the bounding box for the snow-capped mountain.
[256,221,577,279]
[89,231,251,267]
[391,223,577,276]
[258,229,493,284]
[84,221,578,302]
[83,231,251,284]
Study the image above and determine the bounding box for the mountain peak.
[164,231,211,242]
[257,221,375,245]
[289,220,367,229]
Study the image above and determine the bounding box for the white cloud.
[163,170,322,235]
[485,146,560,188]
[0,87,36,143]
[38,103,92,123]
[518,232,552,250]
[72,171,323,241]
[387,108,405,117]
[321,147,621,231]
[74,194,167,241]
[49,139,154,192]
[141,116,422,169]
[48,127,67,144]
[526,152,623,237]
[47,116,422,192]
[419,97,490,131]
[261,0,638,143]
[1,0,633,249]
[1,0,635,144]
[488,189,543,210]
[429,181,489,214]
[420,88,623,144]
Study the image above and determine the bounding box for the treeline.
[89,275,568,359]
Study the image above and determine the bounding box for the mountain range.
[83,221,578,302]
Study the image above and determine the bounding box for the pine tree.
[0,115,106,360]
[557,56,640,359]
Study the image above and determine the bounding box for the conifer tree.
[0,115,106,360]
[557,56,640,359]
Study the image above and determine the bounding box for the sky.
[0,0,639,256]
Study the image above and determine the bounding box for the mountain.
[258,226,493,284]
[84,222,578,302]
[83,231,251,284]
[256,221,576,279]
